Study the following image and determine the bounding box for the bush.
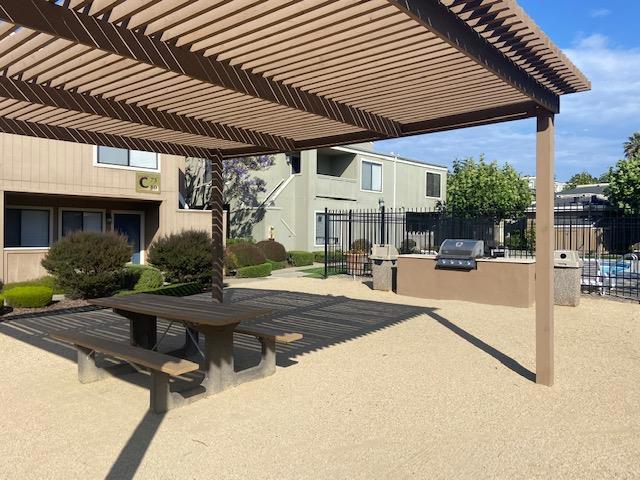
[148,230,213,285]
[226,237,255,245]
[117,282,203,297]
[120,265,149,290]
[288,251,314,266]
[350,239,371,253]
[313,250,343,263]
[225,243,266,268]
[3,286,53,308]
[2,276,64,294]
[135,268,164,291]
[236,262,272,278]
[267,259,288,270]
[399,239,417,254]
[256,240,287,261]
[42,232,132,299]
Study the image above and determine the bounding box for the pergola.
[0,0,589,385]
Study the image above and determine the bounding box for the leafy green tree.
[444,155,532,219]
[563,171,599,190]
[606,155,640,213]
[623,131,640,159]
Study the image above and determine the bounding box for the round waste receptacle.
[554,250,582,306]
[370,244,399,292]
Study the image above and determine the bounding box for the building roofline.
[331,145,448,172]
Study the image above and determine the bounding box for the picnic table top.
[89,294,272,327]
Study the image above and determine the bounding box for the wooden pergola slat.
[0,0,401,139]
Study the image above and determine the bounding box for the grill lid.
[438,239,485,258]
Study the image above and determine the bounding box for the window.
[4,208,50,247]
[288,153,301,174]
[426,172,441,198]
[97,146,158,170]
[61,210,103,237]
[315,212,340,246]
[361,160,382,192]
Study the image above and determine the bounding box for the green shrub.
[267,259,288,270]
[256,240,287,261]
[225,243,266,268]
[117,282,203,297]
[288,251,314,266]
[226,237,255,245]
[2,276,64,294]
[134,268,164,291]
[313,250,344,263]
[3,286,53,308]
[120,265,149,290]
[148,230,213,285]
[399,239,417,254]
[42,232,131,299]
[236,262,272,278]
[350,239,371,253]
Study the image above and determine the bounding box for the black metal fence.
[322,205,640,302]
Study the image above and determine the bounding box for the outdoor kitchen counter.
[396,255,535,307]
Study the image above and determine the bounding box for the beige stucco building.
[0,133,213,283]
[230,143,447,252]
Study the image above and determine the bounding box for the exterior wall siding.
[0,132,218,283]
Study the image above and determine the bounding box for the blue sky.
[373,1,640,181]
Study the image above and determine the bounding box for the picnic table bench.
[51,294,302,413]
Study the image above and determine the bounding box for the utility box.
[554,250,582,306]
[370,245,399,292]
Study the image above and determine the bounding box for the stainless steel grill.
[436,239,485,270]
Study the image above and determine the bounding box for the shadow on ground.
[0,286,534,479]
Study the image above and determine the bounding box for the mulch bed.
[0,298,94,321]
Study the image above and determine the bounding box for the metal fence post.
[324,207,329,279]
[380,204,386,244]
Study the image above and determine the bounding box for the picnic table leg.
[115,309,157,349]
[182,328,200,357]
[200,324,237,395]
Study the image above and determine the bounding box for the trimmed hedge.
[135,268,164,291]
[225,243,266,269]
[2,275,64,295]
[313,250,344,263]
[42,232,132,299]
[236,262,272,278]
[267,259,288,270]
[147,230,212,285]
[256,240,287,262]
[288,250,314,267]
[117,282,203,297]
[3,286,53,308]
[226,237,255,245]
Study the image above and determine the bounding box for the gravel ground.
[0,276,638,480]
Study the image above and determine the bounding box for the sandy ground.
[0,276,638,480]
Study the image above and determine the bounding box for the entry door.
[113,213,142,264]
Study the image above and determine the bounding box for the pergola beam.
[0,116,210,158]
[388,0,560,113]
[0,76,290,152]
[0,0,400,139]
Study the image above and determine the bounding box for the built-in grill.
[436,239,485,270]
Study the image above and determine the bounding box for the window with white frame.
[426,172,442,198]
[315,212,340,246]
[61,210,103,237]
[4,208,51,247]
[361,160,382,192]
[97,146,158,170]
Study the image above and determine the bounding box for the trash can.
[554,250,582,306]
[370,244,399,292]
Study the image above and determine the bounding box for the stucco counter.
[396,255,535,307]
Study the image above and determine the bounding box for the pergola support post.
[210,153,225,304]
[535,110,555,386]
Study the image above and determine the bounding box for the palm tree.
[623,131,640,159]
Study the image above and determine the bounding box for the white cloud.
[589,8,611,18]
[374,34,639,181]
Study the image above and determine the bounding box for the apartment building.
[229,143,447,252]
[0,133,213,283]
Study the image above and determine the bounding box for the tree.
[444,155,532,219]
[606,154,640,213]
[623,131,640,159]
[183,155,276,237]
[563,171,599,190]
